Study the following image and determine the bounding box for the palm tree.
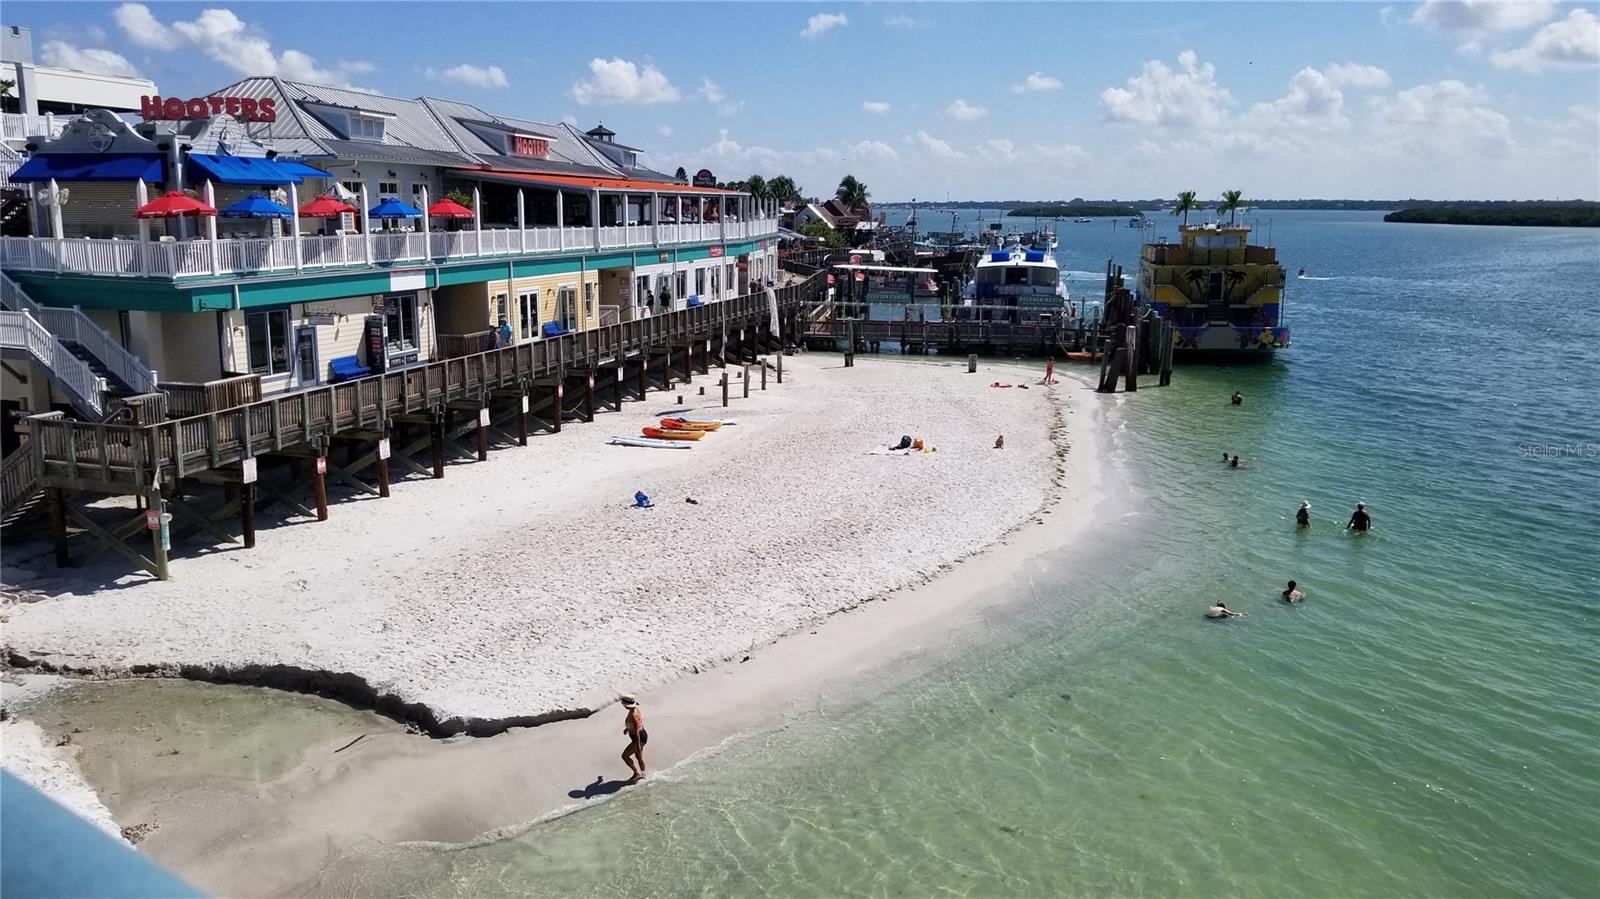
[768,175,800,205]
[746,174,768,202]
[836,175,870,212]
[674,166,688,183]
[1217,189,1246,225]
[1172,190,1203,228]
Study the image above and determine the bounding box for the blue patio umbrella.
[218,194,293,219]
[368,197,423,218]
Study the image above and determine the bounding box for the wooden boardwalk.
[16,277,820,579]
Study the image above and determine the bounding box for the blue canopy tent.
[275,160,336,181]
[9,153,164,183]
[186,153,305,185]
[218,195,293,218]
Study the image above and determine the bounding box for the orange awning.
[457,169,740,195]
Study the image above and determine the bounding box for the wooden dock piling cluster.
[12,277,821,580]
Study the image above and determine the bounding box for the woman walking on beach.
[620,695,648,783]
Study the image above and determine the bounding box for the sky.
[9,1,1599,201]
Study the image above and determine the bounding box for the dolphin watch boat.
[1135,223,1289,354]
[960,246,1069,323]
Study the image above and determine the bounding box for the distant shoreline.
[1383,206,1600,227]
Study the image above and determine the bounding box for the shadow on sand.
[568,775,634,800]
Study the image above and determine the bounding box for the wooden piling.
[431,417,445,478]
[777,353,783,383]
[743,364,750,398]
[313,454,330,521]
[721,372,729,407]
[476,407,489,461]
[147,487,169,581]
[1125,324,1139,392]
[49,488,69,567]
[517,392,529,445]
[375,436,391,498]
[241,482,257,548]
[761,360,768,390]
[968,354,977,373]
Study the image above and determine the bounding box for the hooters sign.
[511,135,550,158]
[141,95,278,123]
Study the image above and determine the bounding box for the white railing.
[0,218,781,281]
[2,112,76,143]
[0,310,106,416]
[0,272,159,394]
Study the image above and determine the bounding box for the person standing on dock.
[620,695,648,783]
[1347,503,1372,532]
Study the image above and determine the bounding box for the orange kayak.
[659,418,722,431]
[642,427,704,441]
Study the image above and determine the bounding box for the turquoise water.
[332,213,1600,896]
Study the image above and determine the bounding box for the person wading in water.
[1347,502,1372,532]
[620,694,648,783]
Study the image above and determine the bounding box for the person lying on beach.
[620,695,648,783]
[1207,602,1245,619]
[1282,580,1304,602]
[994,434,1004,449]
[1347,503,1371,531]
[1296,501,1311,528]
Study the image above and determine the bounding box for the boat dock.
[5,277,822,580]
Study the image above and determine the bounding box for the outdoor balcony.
[0,218,779,281]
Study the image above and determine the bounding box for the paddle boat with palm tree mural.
[1136,190,1289,356]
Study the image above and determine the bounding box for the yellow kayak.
[660,418,721,431]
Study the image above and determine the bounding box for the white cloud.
[658,124,674,137]
[114,4,372,88]
[1379,6,1398,31]
[1410,0,1558,37]
[1368,79,1514,159]
[38,41,141,78]
[862,99,891,114]
[697,77,743,115]
[1251,66,1349,128]
[1011,72,1064,93]
[113,3,179,50]
[1490,9,1600,72]
[561,114,578,127]
[801,12,849,39]
[946,99,988,121]
[698,129,840,179]
[1327,62,1392,89]
[572,58,680,105]
[1099,50,1233,128]
[883,14,924,28]
[1032,142,1089,169]
[984,138,1019,163]
[429,63,508,89]
[848,139,899,161]
[911,130,964,160]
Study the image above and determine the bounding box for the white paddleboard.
[610,436,692,449]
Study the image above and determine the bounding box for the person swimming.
[1282,580,1304,602]
[1347,502,1372,532]
[1223,452,1232,463]
[1230,455,1243,469]
[1207,602,1245,619]
[1296,501,1311,528]
[1231,391,1243,406]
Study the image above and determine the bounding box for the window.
[694,268,706,298]
[584,282,594,320]
[518,291,538,340]
[655,273,672,302]
[245,309,291,376]
[557,285,577,329]
[675,271,687,301]
[635,275,649,306]
[378,181,399,197]
[349,114,386,141]
[711,267,720,298]
[493,293,509,330]
[383,295,419,352]
[725,264,735,296]
[412,183,429,203]
[340,180,362,198]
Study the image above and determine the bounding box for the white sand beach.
[4,355,1083,729]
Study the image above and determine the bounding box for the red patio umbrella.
[134,191,216,219]
[298,195,358,218]
[426,198,474,218]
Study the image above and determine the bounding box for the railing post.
[517,189,527,253]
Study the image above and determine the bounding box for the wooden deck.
[29,280,818,497]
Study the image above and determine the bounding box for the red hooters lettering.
[225,96,242,118]
[162,98,186,119]
[141,95,163,119]
[239,98,257,120]
[208,97,224,115]
[257,98,276,122]
[185,98,208,118]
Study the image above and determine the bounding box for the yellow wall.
[485,271,600,338]
[218,292,436,392]
[159,312,224,381]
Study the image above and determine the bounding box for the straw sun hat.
[619,694,639,709]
